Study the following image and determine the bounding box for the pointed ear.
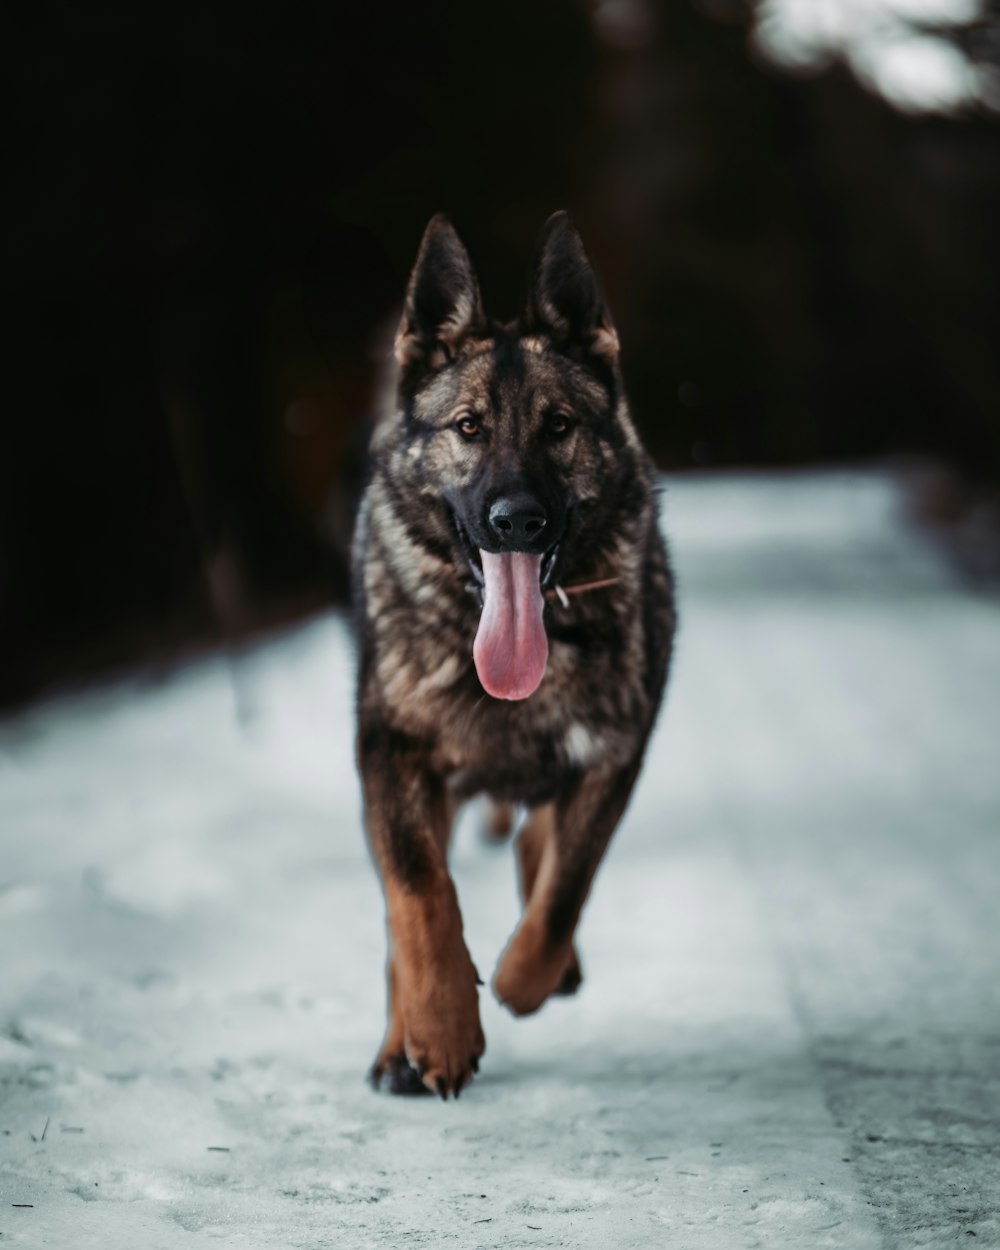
[522,211,619,362]
[394,215,485,372]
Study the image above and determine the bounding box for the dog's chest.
[436,667,616,802]
[372,617,641,791]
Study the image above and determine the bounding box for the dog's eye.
[456,415,480,440]
[546,411,572,438]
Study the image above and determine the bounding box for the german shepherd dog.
[353,212,675,1098]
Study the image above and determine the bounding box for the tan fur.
[372,878,484,1093]
[495,803,581,1014]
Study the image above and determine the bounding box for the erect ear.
[394,215,485,371]
[522,211,619,362]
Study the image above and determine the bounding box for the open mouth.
[451,511,560,594]
[449,509,563,701]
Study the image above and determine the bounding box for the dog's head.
[384,212,642,700]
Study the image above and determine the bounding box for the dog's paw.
[493,926,577,1017]
[402,1011,485,1100]
[389,946,485,1099]
[368,1051,431,1096]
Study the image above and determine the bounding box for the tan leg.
[514,805,582,995]
[494,759,642,1017]
[361,725,484,1097]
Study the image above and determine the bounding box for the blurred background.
[4,8,1000,1239]
[5,0,1000,709]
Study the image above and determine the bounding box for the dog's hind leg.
[360,725,484,1098]
[494,756,643,1017]
[515,805,582,996]
[485,800,516,842]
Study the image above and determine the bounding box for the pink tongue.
[473,551,549,700]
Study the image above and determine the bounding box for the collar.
[545,577,621,607]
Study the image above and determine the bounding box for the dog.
[352,212,676,1098]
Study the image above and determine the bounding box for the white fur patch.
[564,722,598,767]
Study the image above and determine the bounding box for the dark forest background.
[4,0,1000,708]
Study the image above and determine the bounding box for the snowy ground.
[1,470,998,1249]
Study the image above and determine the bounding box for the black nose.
[488,495,548,550]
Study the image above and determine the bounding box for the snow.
[2,469,999,1248]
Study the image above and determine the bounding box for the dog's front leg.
[514,804,584,997]
[494,755,643,1017]
[360,725,484,1098]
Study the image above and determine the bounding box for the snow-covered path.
[2,472,998,1248]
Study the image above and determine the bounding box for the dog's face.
[388,213,633,585]
[383,213,640,700]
